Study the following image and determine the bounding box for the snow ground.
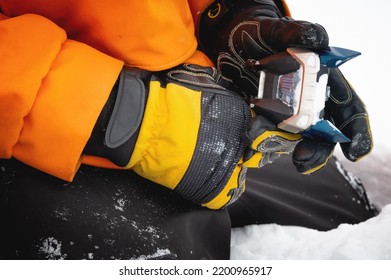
[230,0,391,260]
[231,205,391,260]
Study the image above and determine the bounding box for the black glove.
[198,0,373,173]
[293,68,373,173]
[199,0,328,98]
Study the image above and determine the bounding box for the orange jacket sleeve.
[0,14,123,181]
[0,0,211,70]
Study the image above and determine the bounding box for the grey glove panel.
[105,69,147,148]
[84,67,150,167]
[175,91,251,204]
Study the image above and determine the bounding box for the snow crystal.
[115,197,126,211]
[53,207,71,221]
[132,248,174,260]
[104,239,115,245]
[313,73,328,123]
[39,237,67,260]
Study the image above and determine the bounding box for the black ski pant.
[0,156,376,260]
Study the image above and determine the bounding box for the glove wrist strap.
[83,67,150,167]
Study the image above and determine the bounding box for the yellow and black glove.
[84,64,301,209]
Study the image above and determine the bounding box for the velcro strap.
[105,69,146,148]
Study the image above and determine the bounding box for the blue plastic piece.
[302,120,350,143]
[318,47,361,68]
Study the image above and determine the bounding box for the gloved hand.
[84,64,300,209]
[243,115,301,168]
[293,68,373,174]
[198,0,373,174]
[199,0,329,99]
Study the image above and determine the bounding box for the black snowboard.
[0,156,376,260]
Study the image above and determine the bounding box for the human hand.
[292,68,373,174]
[198,0,373,173]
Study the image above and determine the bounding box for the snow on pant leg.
[0,159,231,260]
[228,156,377,231]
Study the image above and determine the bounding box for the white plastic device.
[257,48,329,134]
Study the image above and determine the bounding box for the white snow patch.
[88,252,94,260]
[132,248,173,260]
[115,197,127,212]
[231,204,391,260]
[39,237,67,260]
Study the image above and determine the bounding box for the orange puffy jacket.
[0,0,217,181]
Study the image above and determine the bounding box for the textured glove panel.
[175,91,251,204]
